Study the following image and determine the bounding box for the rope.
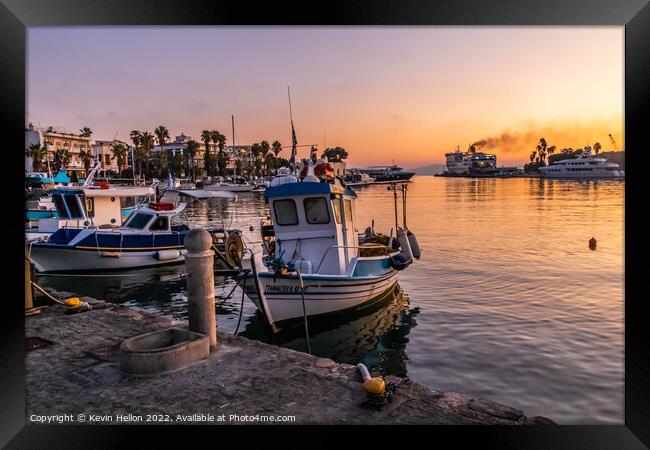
[296,269,311,355]
[30,281,67,305]
[234,270,249,335]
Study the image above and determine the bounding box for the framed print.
[2,0,648,447]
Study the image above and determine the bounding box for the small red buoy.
[589,237,597,250]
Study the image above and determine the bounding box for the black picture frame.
[2,0,648,447]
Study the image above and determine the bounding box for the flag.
[290,120,298,172]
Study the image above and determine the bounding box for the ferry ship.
[357,165,414,182]
[444,147,471,174]
[444,148,498,176]
[539,146,624,179]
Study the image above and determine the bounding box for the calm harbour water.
[38,176,624,424]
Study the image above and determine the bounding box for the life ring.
[225,232,245,268]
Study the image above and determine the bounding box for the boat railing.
[314,243,386,273]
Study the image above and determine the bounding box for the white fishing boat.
[27,172,237,273]
[244,159,420,333]
[25,162,155,240]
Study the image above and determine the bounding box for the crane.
[608,134,619,151]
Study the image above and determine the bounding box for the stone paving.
[25,290,555,425]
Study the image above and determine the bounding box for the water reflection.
[35,176,624,423]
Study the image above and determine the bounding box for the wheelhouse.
[265,182,358,275]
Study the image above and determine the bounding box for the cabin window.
[273,199,299,226]
[63,195,84,219]
[332,199,342,224]
[344,199,353,224]
[52,194,69,219]
[125,212,153,229]
[149,216,170,232]
[303,197,330,224]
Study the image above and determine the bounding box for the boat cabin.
[36,185,154,233]
[265,181,359,275]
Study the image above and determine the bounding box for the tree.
[140,131,155,176]
[201,130,212,177]
[211,130,227,176]
[265,153,277,175]
[593,142,602,155]
[129,130,143,177]
[154,125,170,174]
[260,141,271,175]
[135,147,150,178]
[78,149,93,173]
[534,138,548,165]
[271,140,282,157]
[111,143,129,175]
[80,127,92,137]
[54,148,71,171]
[25,144,48,172]
[185,139,199,181]
[250,143,262,177]
[130,130,142,148]
[321,146,349,162]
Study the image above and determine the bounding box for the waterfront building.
[25,124,93,177]
[91,140,131,174]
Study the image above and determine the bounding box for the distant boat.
[344,170,374,187]
[357,165,415,182]
[539,146,625,179]
[205,180,256,192]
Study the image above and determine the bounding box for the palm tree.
[201,130,212,177]
[78,149,93,173]
[593,142,602,155]
[54,148,71,171]
[185,139,199,181]
[111,143,129,175]
[140,131,155,176]
[536,138,548,164]
[260,141,271,175]
[271,140,282,157]
[529,151,536,162]
[250,143,262,177]
[154,125,170,175]
[25,144,48,171]
[80,127,92,138]
[135,147,150,178]
[130,130,142,148]
[211,130,227,176]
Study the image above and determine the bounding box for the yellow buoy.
[357,363,386,395]
[64,297,81,307]
[362,377,386,395]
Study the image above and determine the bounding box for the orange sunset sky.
[27,27,624,168]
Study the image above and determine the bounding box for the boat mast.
[231,114,237,180]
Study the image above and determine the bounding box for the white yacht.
[539,146,624,179]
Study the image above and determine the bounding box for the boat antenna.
[288,86,298,175]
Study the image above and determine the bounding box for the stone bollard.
[184,229,217,350]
